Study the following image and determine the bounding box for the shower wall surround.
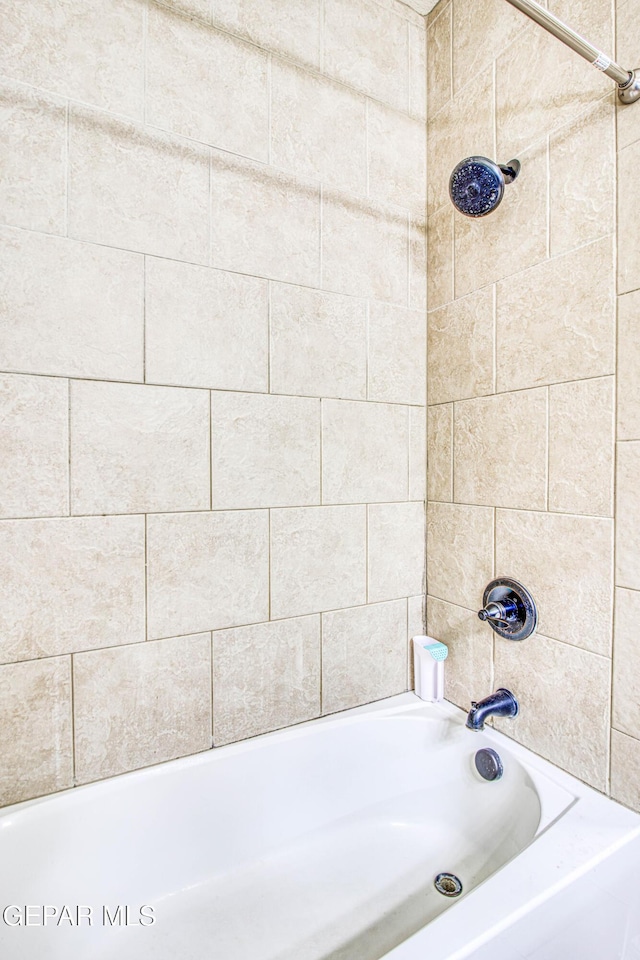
[0,0,427,806]
[426,0,640,808]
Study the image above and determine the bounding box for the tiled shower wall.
[425,0,640,808]
[0,0,427,806]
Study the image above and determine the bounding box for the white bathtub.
[1,693,639,960]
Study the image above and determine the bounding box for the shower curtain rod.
[504,0,640,103]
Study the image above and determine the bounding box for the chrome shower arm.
[504,0,640,103]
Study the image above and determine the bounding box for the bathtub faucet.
[466,688,519,731]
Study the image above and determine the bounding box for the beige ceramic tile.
[409,214,428,312]
[618,290,640,441]
[270,506,367,618]
[323,0,410,110]
[322,400,409,504]
[551,0,613,49]
[0,81,66,234]
[454,141,548,298]
[211,392,321,509]
[213,616,321,744]
[70,380,210,515]
[0,0,144,118]
[549,377,614,517]
[454,389,548,510]
[496,236,615,392]
[322,193,408,303]
[616,0,640,152]
[368,501,425,602]
[269,283,367,400]
[427,404,453,502]
[613,588,640,738]
[426,206,454,310]
[452,0,526,95]
[322,600,408,713]
[616,442,640,590]
[368,302,426,405]
[0,227,143,381]
[408,593,425,687]
[68,109,209,263]
[496,19,610,159]
[147,510,269,639]
[409,407,427,501]
[427,66,494,217]
[549,98,615,257]
[74,634,211,784]
[426,596,493,710]
[146,7,268,161]
[427,3,452,118]
[211,151,320,286]
[271,60,367,195]
[0,375,68,520]
[409,23,428,121]
[0,516,145,663]
[427,502,494,608]
[145,258,268,392]
[427,287,494,404]
[618,140,640,295]
[611,730,640,813]
[494,633,610,790]
[496,509,613,655]
[0,657,72,806]
[368,101,426,212]
[211,0,321,69]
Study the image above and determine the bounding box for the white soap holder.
[413,635,448,702]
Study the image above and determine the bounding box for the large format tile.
[322,400,409,504]
[618,290,640,441]
[427,3,452,118]
[0,657,72,806]
[68,109,209,263]
[322,194,408,303]
[548,377,614,517]
[453,389,548,510]
[145,258,268,392]
[323,0,410,110]
[496,510,613,655]
[549,98,615,258]
[270,506,366,618]
[426,206,454,310]
[618,140,640,295]
[409,407,427,501]
[611,730,640,813]
[211,392,320,509]
[409,22,428,121]
[616,441,640,590]
[494,634,610,791]
[368,303,426,405]
[368,101,426,212]
[427,404,453,502]
[211,152,320,286]
[271,60,366,195]
[616,0,640,152]
[211,0,321,69]
[147,511,269,639]
[322,601,408,713]
[426,596,493,710]
[427,287,494,404]
[0,375,68,520]
[496,236,615,392]
[368,502,425,602]
[0,228,143,381]
[269,284,367,400]
[410,214,428,312]
[0,516,145,663]
[613,588,640,738]
[146,7,268,161]
[74,634,211,784]
[452,0,525,95]
[427,502,494,609]
[70,380,210,515]
[0,81,66,234]
[213,617,320,744]
[0,0,144,118]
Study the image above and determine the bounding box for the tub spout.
[466,688,519,731]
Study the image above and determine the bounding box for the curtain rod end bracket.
[618,69,640,103]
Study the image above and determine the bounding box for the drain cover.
[434,873,463,897]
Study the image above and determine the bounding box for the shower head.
[449,157,521,217]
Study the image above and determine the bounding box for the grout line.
[268,508,272,621]
[546,135,551,259]
[66,379,72,517]
[70,654,77,786]
[142,256,147,383]
[209,391,213,510]
[210,631,215,748]
[428,372,617,405]
[144,513,149,641]
[267,53,272,167]
[142,1,148,125]
[64,100,70,238]
[492,283,497,394]
[365,504,370,603]
[428,499,615,522]
[545,385,550,511]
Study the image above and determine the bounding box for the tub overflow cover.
[434,873,463,897]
